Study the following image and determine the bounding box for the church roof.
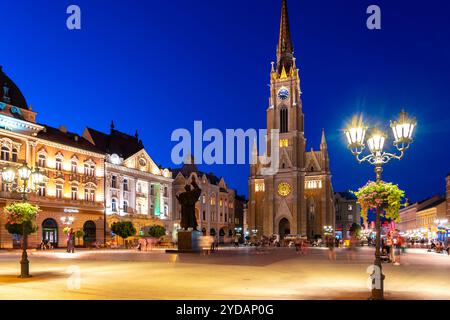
[0,66,29,110]
[85,126,144,159]
[171,159,222,187]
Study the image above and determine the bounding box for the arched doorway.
[201,227,207,236]
[279,218,290,239]
[42,218,58,248]
[210,228,216,236]
[83,221,96,247]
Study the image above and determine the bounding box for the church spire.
[276,0,294,76]
[320,128,327,150]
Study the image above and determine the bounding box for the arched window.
[111,175,117,189]
[1,146,10,161]
[123,200,128,213]
[111,198,118,212]
[280,107,288,133]
[12,148,18,162]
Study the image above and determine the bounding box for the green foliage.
[3,202,40,224]
[3,202,40,236]
[349,223,362,238]
[111,221,136,240]
[63,226,71,234]
[353,180,406,224]
[75,230,85,239]
[5,220,38,236]
[148,225,166,238]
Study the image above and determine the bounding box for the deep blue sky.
[1,0,449,201]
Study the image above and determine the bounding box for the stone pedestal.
[166,230,201,253]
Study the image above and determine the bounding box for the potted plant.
[353,180,406,225]
[3,202,40,277]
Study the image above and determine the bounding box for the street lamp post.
[344,111,416,300]
[2,162,44,278]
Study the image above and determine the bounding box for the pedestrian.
[234,234,239,248]
[67,228,75,253]
[326,236,336,261]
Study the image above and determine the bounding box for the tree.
[349,223,362,238]
[111,221,136,245]
[75,230,85,246]
[148,225,166,238]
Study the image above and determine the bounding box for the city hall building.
[248,0,335,239]
[0,66,105,249]
[83,124,174,236]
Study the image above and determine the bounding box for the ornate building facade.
[248,0,335,239]
[0,67,105,249]
[171,159,236,242]
[83,125,174,236]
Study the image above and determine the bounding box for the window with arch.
[150,184,154,195]
[111,175,117,189]
[1,146,10,161]
[111,198,118,212]
[210,196,216,206]
[164,204,168,216]
[123,200,129,213]
[38,153,46,167]
[280,107,288,133]
[123,179,128,191]
[12,148,18,162]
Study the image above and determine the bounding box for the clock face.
[277,87,289,100]
[278,182,291,197]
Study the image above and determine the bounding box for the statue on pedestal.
[176,176,201,230]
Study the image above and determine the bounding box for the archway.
[210,228,216,236]
[42,218,58,248]
[83,221,96,247]
[202,227,206,236]
[279,218,290,239]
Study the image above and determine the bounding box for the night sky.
[2,0,449,202]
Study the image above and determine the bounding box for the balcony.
[136,192,147,198]
[82,175,97,184]
[69,173,82,183]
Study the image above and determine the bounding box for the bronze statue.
[176,176,201,230]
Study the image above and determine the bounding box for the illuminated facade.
[248,0,335,239]
[171,158,236,241]
[0,67,105,249]
[83,125,174,236]
[334,192,361,240]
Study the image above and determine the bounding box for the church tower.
[248,0,335,239]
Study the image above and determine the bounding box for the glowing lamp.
[17,163,31,180]
[367,130,385,154]
[2,167,15,183]
[31,168,44,186]
[390,111,416,149]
